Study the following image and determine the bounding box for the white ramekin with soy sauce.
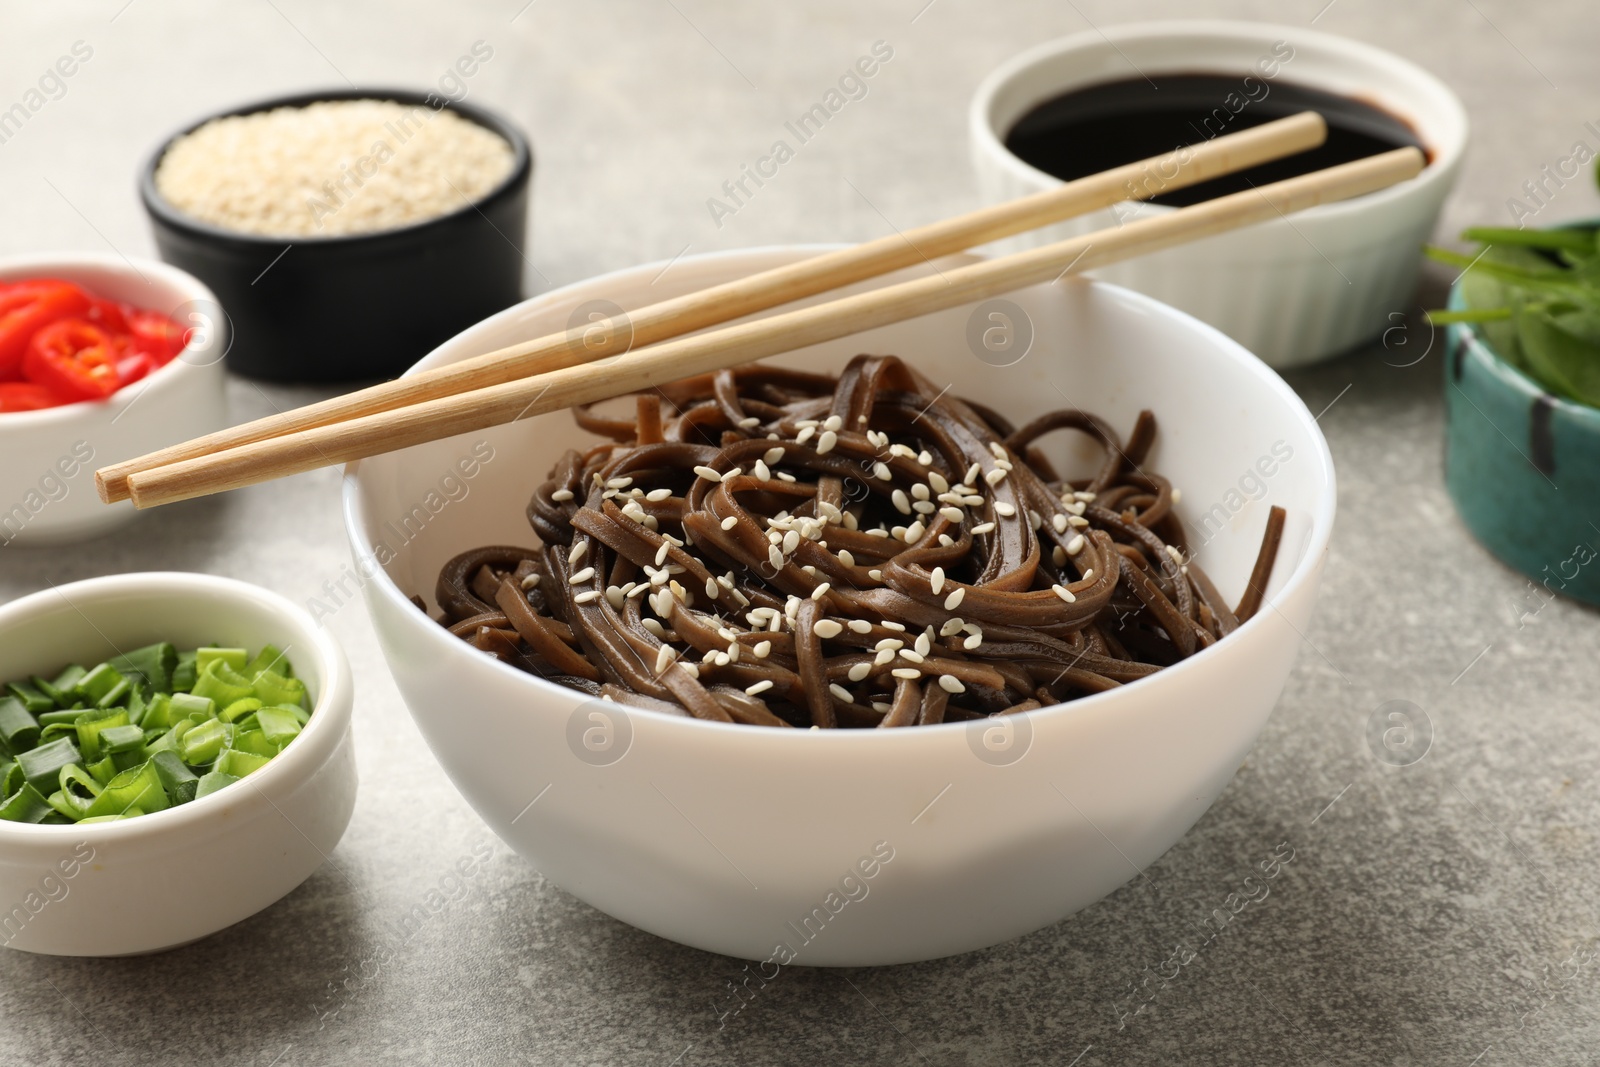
[970,21,1467,369]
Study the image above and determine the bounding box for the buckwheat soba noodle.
[426,355,1286,728]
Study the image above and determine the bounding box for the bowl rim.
[1445,222,1600,430]
[343,243,1338,744]
[0,571,352,842]
[0,252,222,431]
[138,86,533,250]
[968,18,1469,225]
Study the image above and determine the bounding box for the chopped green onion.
[110,748,147,774]
[73,662,127,706]
[99,724,145,753]
[60,763,102,802]
[106,642,177,696]
[0,695,41,751]
[74,709,130,762]
[30,674,67,706]
[249,671,302,713]
[2,643,310,823]
[146,717,197,756]
[6,681,54,715]
[78,810,142,823]
[251,670,306,709]
[178,719,231,766]
[149,751,199,805]
[86,761,169,818]
[38,722,81,746]
[87,755,119,786]
[195,648,249,677]
[255,707,303,749]
[244,644,291,679]
[192,661,256,706]
[46,792,77,821]
[124,686,147,727]
[214,749,272,779]
[48,664,86,701]
[168,692,215,721]
[17,737,82,793]
[231,729,276,758]
[95,678,132,709]
[138,692,173,731]
[194,770,239,800]
[0,783,56,823]
[49,763,103,820]
[219,697,263,724]
[171,651,198,693]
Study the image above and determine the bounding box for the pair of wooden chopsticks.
[98,112,1422,509]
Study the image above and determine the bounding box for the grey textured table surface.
[3,1,1599,1064]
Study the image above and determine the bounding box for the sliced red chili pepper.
[23,318,120,402]
[114,342,160,388]
[127,310,187,363]
[0,281,91,379]
[0,381,62,413]
[86,297,132,335]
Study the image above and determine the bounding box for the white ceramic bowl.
[344,246,1335,965]
[0,572,355,956]
[970,20,1468,368]
[0,253,229,546]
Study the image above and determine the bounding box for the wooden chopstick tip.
[123,471,169,510]
[1290,110,1329,141]
[1393,144,1427,178]
[1238,110,1326,149]
[93,467,124,505]
[1339,145,1426,191]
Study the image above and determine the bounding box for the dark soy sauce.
[1005,74,1428,207]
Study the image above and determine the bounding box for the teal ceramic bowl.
[1444,278,1600,606]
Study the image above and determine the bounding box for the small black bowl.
[140,87,532,383]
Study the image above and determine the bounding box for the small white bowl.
[970,20,1468,368]
[345,246,1335,965]
[0,572,355,957]
[0,253,229,546]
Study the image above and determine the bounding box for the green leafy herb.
[1427,223,1600,406]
